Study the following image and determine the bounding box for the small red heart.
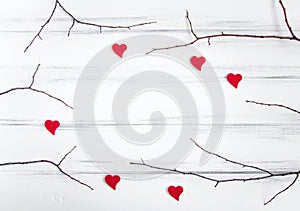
[227,73,243,88]
[168,186,183,201]
[44,120,60,135]
[105,175,121,190]
[112,43,127,58]
[190,56,206,71]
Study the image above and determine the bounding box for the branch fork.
[0,64,73,109]
[0,146,93,190]
[24,0,156,52]
[147,0,300,54]
[131,138,300,205]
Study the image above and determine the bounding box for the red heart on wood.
[44,120,60,135]
[190,56,206,71]
[112,43,127,58]
[105,175,121,190]
[227,73,243,88]
[168,186,183,201]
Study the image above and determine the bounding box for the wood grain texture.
[0,0,300,210]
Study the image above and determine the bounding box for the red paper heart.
[112,43,127,58]
[227,73,242,88]
[105,175,121,190]
[190,56,206,71]
[168,186,183,201]
[44,120,60,135]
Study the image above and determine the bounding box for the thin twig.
[0,64,73,109]
[58,146,76,166]
[29,64,41,88]
[0,146,93,190]
[24,0,156,52]
[190,138,273,175]
[147,0,300,54]
[68,19,75,37]
[185,10,197,39]
[130,139,300,205]
[278,0,296,38]
[246,100,300,115]
[24,1,58,53]
[264,174,299,205]
[135,158,220,183]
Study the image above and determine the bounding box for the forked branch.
[131,138,300,205]
[0,64,73,109]
[24,0,156,52]
[0,146,93,190]
[147,0,299,54]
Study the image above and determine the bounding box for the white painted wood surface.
[0,0,300,210]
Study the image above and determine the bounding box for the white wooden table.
[0,0,300,210]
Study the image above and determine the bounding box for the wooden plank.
[0,0,300,209]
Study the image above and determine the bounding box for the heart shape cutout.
[168,186,183,201]
[112,43,127,58]
[105,175,121,190]
[190,56,206,71]
[227,73,242,88]
[44,120,60,135]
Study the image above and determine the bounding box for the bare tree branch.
[147,0,300,54]
[24,0,156,52]
[29,63,41,88]
[24,2,58,53]
[185,10,197,39]
[68,19,75,37]
[130,139,300,205]
[0,146,93,190]
[58,145,76,166]
[278,0,296,38]
[190,138,273,175]
[264,173,298,205]
[246,100,300,115]
[0,64,73,109]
